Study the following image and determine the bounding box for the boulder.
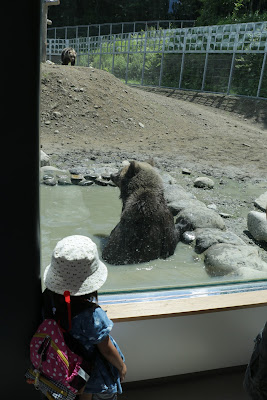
[182,168,191,175]
[52,111,62,118]
[57,175,72,185]
[101,173,112,181]
[70,174,84,185]
[40,150,50,167]
[207,204,217,210]
[194,228,245,253]
[78,179,94,186]
[182,231,196,244]
[164,184,195,204]
[84,173,98,181]
[175,207,226,234]
[247,211,267,242]
[40,166,70,185]
[254,192,267,212]
[93,165,118,179]
[204,243,267,277]
[238,267,267,280]
[43,177,57,186]
[168,198,206,216]
[40,165,68,175]
[194,177,214,189]
[160,172,177,185]
[95,177,110,186]
[219,212,233,219]
[108,180,116,187]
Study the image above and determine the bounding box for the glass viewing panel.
[40,172,267,295]
[42,17,267,296]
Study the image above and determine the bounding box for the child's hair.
[42,288,98,330]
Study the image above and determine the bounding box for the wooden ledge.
[104,290,267,322]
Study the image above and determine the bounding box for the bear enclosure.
[47,21,267,99]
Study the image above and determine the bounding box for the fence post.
[201,53,209,91]
[179,53,185,89]
[159,30,166,87]
[201,27,211,91]
[141,31,148,85]
[227,24,240,95]
[125,33,131,84]
[112,34,116,74]
[99,36,102,70]
[179,28,188,89]
[227,52,236,95]
[87,36,90,67]
[256,51,266,98]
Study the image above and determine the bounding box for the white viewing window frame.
[99,282,267,322]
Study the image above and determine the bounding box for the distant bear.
[102,161,179,265]
[61,47,77,66]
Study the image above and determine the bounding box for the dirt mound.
[40,63,190,154]
[40,63,267,178]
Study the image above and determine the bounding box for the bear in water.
[102,161,179,265]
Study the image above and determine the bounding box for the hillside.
[40,63,267,178]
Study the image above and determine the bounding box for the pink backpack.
[25,318,92,400]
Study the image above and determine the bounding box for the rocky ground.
[41,63,267,179]
[40,62,267,264]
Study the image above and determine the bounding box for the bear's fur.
[61,47,77,66]
[102,161,179,265]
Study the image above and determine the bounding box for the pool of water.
[40,182,265,294]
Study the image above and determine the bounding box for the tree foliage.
[197,0,267,25]
[49,0,266,28]
[49,0,170,27]
[171,0,201,21]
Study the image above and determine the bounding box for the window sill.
[99,282,267,322]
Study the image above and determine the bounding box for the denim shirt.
[70,304,124,394]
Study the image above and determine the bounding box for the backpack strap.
[64,291,72,331]
[63,301,99,360]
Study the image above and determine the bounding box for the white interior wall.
[111,306,267,382]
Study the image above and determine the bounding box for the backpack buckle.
[33,369,40,389]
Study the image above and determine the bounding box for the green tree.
[197,0,267,26]
[49,0,170,27]
[171,0,202,20]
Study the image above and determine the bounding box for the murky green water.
[40,181,265,294]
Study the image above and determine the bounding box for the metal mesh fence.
[47,21,267,99]
[47,20,195,39]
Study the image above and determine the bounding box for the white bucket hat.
[44,235,108,296]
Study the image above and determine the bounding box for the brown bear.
[102,161,179,265]
[61,47,77,66]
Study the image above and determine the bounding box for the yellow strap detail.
[29,369,68,396]
[46,392,55,400]
[33,333,69,368]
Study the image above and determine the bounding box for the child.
[42,234,127,400]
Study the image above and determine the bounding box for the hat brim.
[43,259,108,296]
